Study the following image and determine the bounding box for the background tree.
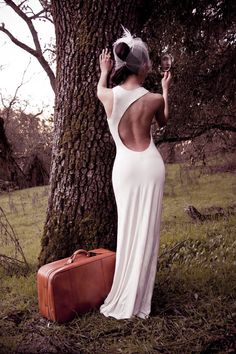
[0,62,53,190]
[0,116,27,190]
[1,106,53,186]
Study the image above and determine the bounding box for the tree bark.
[37,0,146,267]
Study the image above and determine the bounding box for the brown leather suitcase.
[37,248,116,323]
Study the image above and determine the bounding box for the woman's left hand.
[161,70,172,91]
[99,48,113,73]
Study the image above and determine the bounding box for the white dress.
[99,85,165,319]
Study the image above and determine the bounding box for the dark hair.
[110,42,139,85]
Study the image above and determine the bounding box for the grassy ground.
[0,153,235,353]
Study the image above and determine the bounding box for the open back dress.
[99,85,166,319]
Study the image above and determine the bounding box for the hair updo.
[110,42,140,85]
[111,25,152,85]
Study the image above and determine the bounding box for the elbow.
[97,85,104,98]
[96,87,102,100]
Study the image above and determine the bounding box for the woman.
[97,25,171,320]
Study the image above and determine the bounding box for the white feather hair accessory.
[112,24,152,73]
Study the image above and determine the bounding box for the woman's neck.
[120,76,143,89]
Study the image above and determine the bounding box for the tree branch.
[5,0,42,52]
[1,0,55,92]
[29,9,45,20]
[155,122,236,144]
[18,0,27,8]
[0,25,37,56]
[1,59,32,126]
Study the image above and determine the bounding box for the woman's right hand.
[99,48,113,74]
[161,71,172,91]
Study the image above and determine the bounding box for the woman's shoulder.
[148,91,164,104]
[143,91,164,111]
[147,91,163,98]
[143,90,163,101]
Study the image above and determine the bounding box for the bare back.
[100,86,164,151]
[117,92,161,151]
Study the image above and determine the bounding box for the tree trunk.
[37,0,146,267]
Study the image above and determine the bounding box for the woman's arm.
[155,71,172,128]
[162,88,169,122]
[97,71,109,92]
[161,70,172,122]
[97,48,113,97]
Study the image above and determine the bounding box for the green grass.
[0,186,49,266]
[0,154,235,353]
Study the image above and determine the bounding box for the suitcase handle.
[65,249,90,264]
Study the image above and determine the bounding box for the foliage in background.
[0,106,53,184]
[143,0,236,153]
[0,106,53,177]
